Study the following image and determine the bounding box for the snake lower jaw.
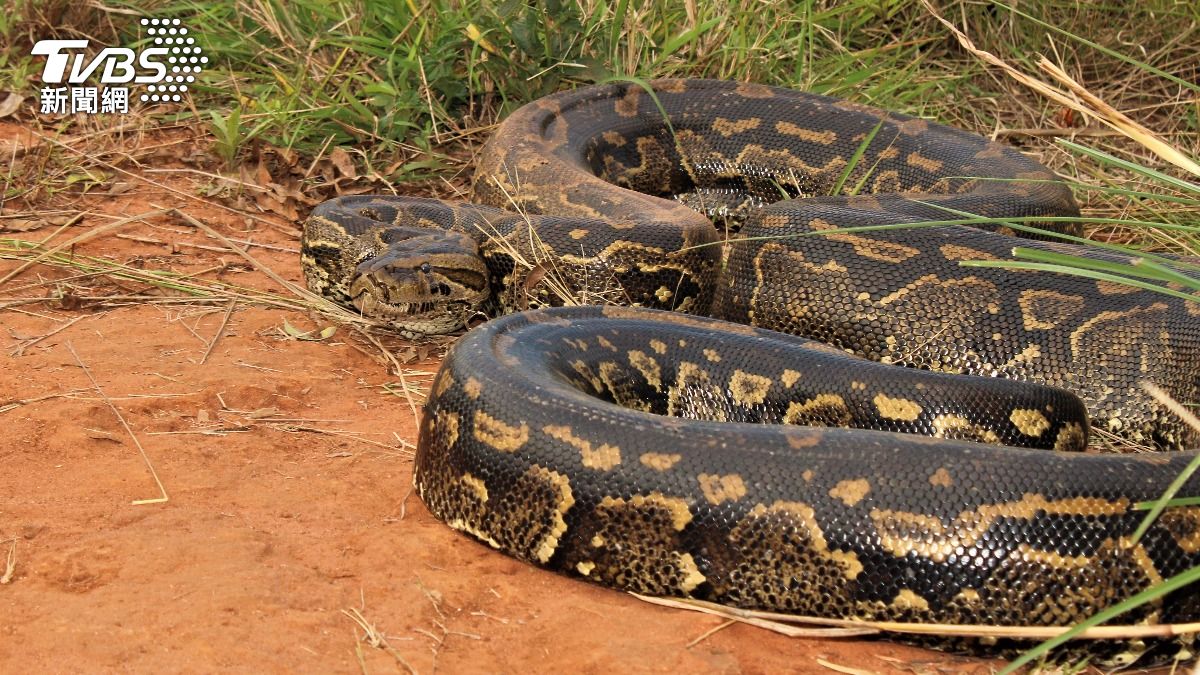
[354,298,477,334]
[349,281,485,335]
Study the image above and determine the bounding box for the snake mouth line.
[351,292,465,318]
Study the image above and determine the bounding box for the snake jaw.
[347,232,491,334]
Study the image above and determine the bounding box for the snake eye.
[420,262,432,274]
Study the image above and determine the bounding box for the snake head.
[349,227,490,334]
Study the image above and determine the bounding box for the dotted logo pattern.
[139,18,207,103]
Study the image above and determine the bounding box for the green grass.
[3,1,1195,227]
[3,1,1198,202]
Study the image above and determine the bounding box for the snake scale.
[302,79,1200,664]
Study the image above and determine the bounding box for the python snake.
[302,79,1200,664]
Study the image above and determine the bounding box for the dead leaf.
[254,161,272,187]
[254,191,299,220]
[0,218,48,232]
[329,148,357,179]
[335,184,376,197]
[48,289,83,310]
[6,214,84,232]
[276,146,299,168]
[272,174,315,204]
[0,93,23,118]
[282,319,337,341]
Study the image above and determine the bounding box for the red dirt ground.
[0,118,1112,674]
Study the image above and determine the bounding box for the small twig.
[814,658,877,675]
[341,607,418,675]
[1,539,15,584]
[66,340,169,505]
[354,326,421,428]
[1142,381,1200,434]
[633,592,1200,640]
[235,360,283,373]
[417,55,441,145]
[9,314,89,357]
[685,619,737,648]
[994,126,1127,138]
[115,232,299,254]
[172,209,314,300]
[199,298,236,365]
[397,484,415,521]
[632,594,877,639]
[0,388,89,414]
[219,236,298,254]
[270,424,414,456]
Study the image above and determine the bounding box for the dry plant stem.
[631,594,1200,641]
[341,607,418,675]
[10,314,89,357]
[29,130,285,228]
[1040,59,1200,177]
[920,0,1200,177]
[632,595,878,639]
[814,657,876,675]
[1134,381,1200,540]
[1,540,15,584]
[274,425,414,456]
[1142,382,1200,433]
[173,209,423,427]
[66,340,169,505]
[995,127,1127,138]
[0,210,166,286]
[685,619,737,647]
[171,209,314,299]
[0,388,89,414]
[114,232,294,254]
[356,328,421,428]
[199,298,236,365]
[1,269,125,295]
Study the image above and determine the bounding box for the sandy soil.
[0,118,1047,674]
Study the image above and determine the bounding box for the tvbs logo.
[32,18,205,113]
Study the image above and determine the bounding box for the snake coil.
[302,80,1200,665]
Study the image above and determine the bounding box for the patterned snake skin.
[301,79,1200,664]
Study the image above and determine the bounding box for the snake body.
[302,79,1200,663]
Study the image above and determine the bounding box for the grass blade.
[999,564,1200,673]
[1058,140,1200,195]
[830,119,885,196]
[993,1,1200,94]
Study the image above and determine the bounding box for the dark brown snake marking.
[302,79,1200,664]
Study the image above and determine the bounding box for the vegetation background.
[2,0,1197,240]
